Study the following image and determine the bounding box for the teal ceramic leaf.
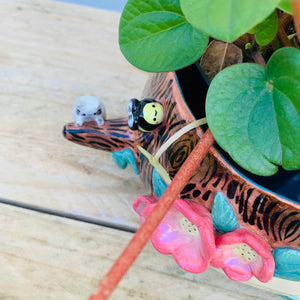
[112,149,139,174]
[274,247,300,281]
[119,0,208,72]
[152,169,167,198]
[180,0,280,42]
[206,47,300,176]
[211,192,238,232]
[278,295,300,300]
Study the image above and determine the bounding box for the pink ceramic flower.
[211,228,275,282]
[133,195,215,273]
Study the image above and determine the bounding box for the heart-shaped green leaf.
[119,0,208,72]
[255,11,278,46]
[206,47,300,176]
[278,0,292,14]
[180,0,280,42]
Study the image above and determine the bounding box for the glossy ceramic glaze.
[63,67,300,290]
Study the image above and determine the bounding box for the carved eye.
[95,109,102,115]
[82,113,86,116]
[153,118,156,121]
[152,104,155,107]
[76,109,80,115]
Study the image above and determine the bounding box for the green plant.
[118,0,300,176]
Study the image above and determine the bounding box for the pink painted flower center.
[179,217,199,237]
[234,243,257,262]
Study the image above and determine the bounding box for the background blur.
[54,0,127,11]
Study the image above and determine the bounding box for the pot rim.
[173,62,300,207]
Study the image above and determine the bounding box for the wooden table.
[0,1,283,299]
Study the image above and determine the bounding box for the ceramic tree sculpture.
[64,66,300,298]
[64,0,300,298]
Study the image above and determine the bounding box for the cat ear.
[127,99,137,129]
[128,113,134,129]
[132,119,139,130]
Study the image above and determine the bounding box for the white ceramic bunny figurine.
[73,95,106,126]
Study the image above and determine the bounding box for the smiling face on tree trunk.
[127,98,163,132]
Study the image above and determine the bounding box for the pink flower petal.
[133,197,216,273]
[215,228,272,259]
[223,258,252,281]
[151,225,193,254]
[133,195,158,220]
[212,228,275,283]
[211,246,234,269]
[144,203,185,231]
[249,255,275,283]
[173,239,210,273]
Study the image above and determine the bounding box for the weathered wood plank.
[0,0,149,228]
[0,2,292,298]
[0,203,282,300]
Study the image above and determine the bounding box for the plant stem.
[279,12,293,31]
[252,51,267,66]
[277,9,292,46]
[233,38,246,49]
[293,0,300,36]
[251,42,267,67]
[88,129,215,300]
[234,33,254,50]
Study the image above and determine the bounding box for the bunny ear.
[99,100,106,120]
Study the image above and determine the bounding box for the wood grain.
[0,1,294,299]
[0,0,149,228]
[0,203,282,300]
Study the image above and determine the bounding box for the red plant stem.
[293,0,300,36]
[251,42,267,67]
[88,129,215,300]
[252,50,267,67]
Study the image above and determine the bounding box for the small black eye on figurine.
[127,98,164,132]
